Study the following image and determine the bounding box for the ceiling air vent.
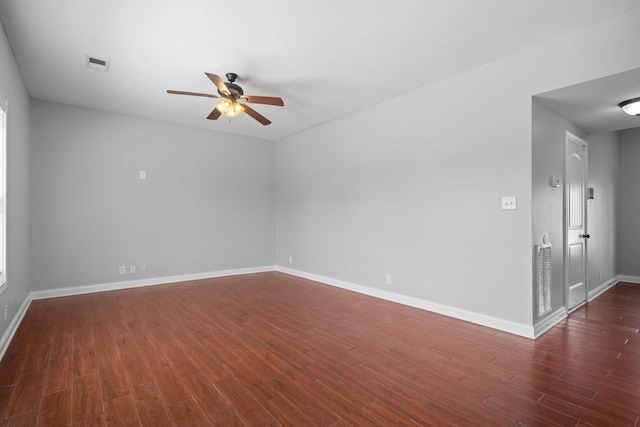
[85,55,110,72]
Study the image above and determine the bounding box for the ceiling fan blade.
[205,73,230,96]
[243,104,271,126]
[240,95,284,106]
[167,90,220,99]
[207,108,222,120]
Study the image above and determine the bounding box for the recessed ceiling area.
[535,67,640,134]
[2,0,640,141]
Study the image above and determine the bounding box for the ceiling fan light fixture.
[215,98,233,113]
[224,102,245,117]
[619,97,640,116]
[215,98,245,117]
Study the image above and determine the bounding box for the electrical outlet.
[288,255,293,264]
[139,170,146,179]
[140,263,146,272]
[4,305,8,322]
[119,266,126,275]
[386,274,392,285]
[130,265,136,274]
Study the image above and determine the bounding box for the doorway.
[565,132,588,312]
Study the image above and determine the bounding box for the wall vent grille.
[536,244,552,318]
[86,56,110,72]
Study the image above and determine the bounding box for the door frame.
[564,131,588,313]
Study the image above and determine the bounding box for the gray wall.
[276,8,640,329]
[531,99,588,321]
[618,127,640,277]
[30,100,275,291]
[0,21,32,340]
[586,131,619,294]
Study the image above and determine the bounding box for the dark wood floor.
[0,272,638,426]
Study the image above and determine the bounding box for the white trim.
[0,294,31,361]
[29,265,276,300]
[533,307,567,338]
[275,266,535,339]
[616,275,640,284]
[0,101,6,293]
[587,277,618,301]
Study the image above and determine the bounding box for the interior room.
[1,1,640,425]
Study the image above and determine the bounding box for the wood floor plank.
[269,375,340,425]
[73,346,98,378]
[0,384,14,420]
[104,390,139,427]
[2,410,39,427]
[424,396,516,426]
[4,370,46,418]
[2,273,640,425]
[22,343,51,374]
[43,355,71,395]
[38,389,71,427]
[94,337,121,366]
[72,373,103,423]
[135,395,175,426]
[150,367,191,405]
[99,359,131,401]
[214,376,275,426]
[538,393,637,426]
[180,371,235,424]
[121,356,158,402]
[168,398,211,427]
[306,378,391,426]
[50,334,73,360]
[305,361,375,407]
[258,349,317,385]
[362,399,425,427]
[0,351,26,387]
[262,394,316,427]
[360,378,439,424]
[482,394,579,426]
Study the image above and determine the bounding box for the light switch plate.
[502,196,517,210]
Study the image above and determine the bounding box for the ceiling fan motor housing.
[218,72,244,98]
[220,83,244,98]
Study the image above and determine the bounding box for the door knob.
[580,234,591,239]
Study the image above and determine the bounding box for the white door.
[565,132,588,312]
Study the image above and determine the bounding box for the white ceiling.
[536,68,640,134]
[1,0,640,141]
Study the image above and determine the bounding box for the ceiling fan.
[167,72,284,125]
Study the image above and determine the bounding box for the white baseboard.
[29,265,276,300]
[3,263,543,361]
[616,275,640,284]
[588,277,618,302]
[275,266,535,339]
[0,294,32,361]
[533,307,567,338]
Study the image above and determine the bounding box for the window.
[0,99,5,292]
